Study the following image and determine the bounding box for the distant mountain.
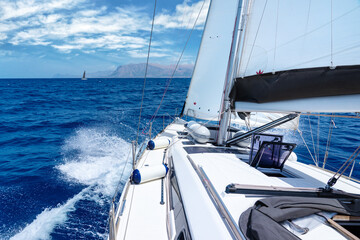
[53,63,194,78]
[109,63,193,78]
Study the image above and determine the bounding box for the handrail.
[187,155,246,240]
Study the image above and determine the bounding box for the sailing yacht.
[109,0,360,239]
[81,71,87,80]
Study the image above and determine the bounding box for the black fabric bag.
[239,196,360,240]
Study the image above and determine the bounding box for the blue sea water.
[0,78,359,239]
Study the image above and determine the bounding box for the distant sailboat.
[81,71,87,80]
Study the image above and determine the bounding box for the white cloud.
[77,6,107,17]
[0,0,85,21]
[155,0,209,29]
[4,4,151,52]
[37,14,62,24]
[0,33,7,41]
[52,44,82,53]
[0,0,207,61]
[51,35,148,52]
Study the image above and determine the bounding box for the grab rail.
[187,155,246,240]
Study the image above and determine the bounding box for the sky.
[0,0,209,78]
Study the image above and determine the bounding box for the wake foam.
[58,127,132,197]
[11,127,133,239]
[11,188,88,240]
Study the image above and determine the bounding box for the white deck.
[114,120,360,239]
[114,145,168,239]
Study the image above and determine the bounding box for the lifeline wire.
[308,115,318,166]
[297,128,318,166]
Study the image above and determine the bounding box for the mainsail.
[182,0,299,130]
[232,0,360,113]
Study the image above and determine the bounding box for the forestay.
[232,0,360,113]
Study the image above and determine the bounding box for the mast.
[217,0,249,145]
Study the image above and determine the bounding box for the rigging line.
[297,129,318,166]
[323,115,334,168]
[308,115,318,166]
[184,1,204,30]
[334,146,360,180]
[316,115,320,166]
[136,0,157,146]
[272,0,279,73]
[143,0,207,134]
[300,113,360,119]
[243,0,268,76]
[305,0,312,37]
[330,0,333,68]
[245,115,251,130]
[175,0,204,53]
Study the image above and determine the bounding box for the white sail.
[182,0,239,121]
[238,0,360,76]
[183,0,299,129]
[235,94,360,113]
[232,0,360,113]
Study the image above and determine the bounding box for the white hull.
[110,119,360,240]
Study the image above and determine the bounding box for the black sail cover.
[230,66,360,104]
[239,196,360,240]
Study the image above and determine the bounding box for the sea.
[0,78,359,240]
